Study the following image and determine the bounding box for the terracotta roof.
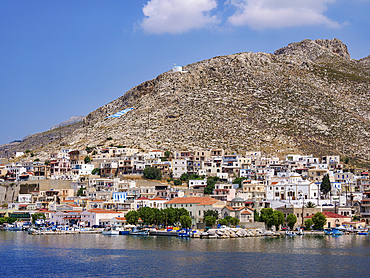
[304,211,350,219]
[165,197,219,205]
[90,199,104,202]
[271,182,279,185]
[137,197,150,200]
[241,211,251,215]
[361,199,370,202]
[151,197,167,201]
[224,206,234,211]
[234,206,246,211]
[115,217,126,220]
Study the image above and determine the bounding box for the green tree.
[286,213,297,230]
[84,156,91,164]
[164,151,171,158]
[30,152,34,157]
[180,215,192,229]
[0,217,17,225]
[77,187,86,197]
[204,209,219,220]
[230,217,240,226]
[312,212,327,230]
[125,211,140,225]
[174,179,182,186]
[180,173,189,182]
[305,219,314,230]
[233,177,247,188]
[204,216,216,227]
[204,176,219,194]
[273,211,285,230]
[320,174,331,196]
[218,218,228,225]
[32,213,46,224]
[260,208,275,228]
[92,168,100,175]
[224,215,232,223]
[153,209,165,226]
[143,167,162,180]
[162,208,177,226]
[306,201,316,208]
[34,158,39,162]
[25,150,31,154]
[254,210,260,222]
[44,160,51,166]
[139,207,155,225]
[176,208,190,222]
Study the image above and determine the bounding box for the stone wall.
[0,184,20,205]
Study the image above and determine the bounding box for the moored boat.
[129,227,149,235]
[286,231,297,236]
[102,226,120,235]
[177,229,191,237]
[325,228,343,236]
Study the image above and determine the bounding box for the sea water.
[0,231,369,277]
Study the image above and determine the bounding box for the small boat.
[357,230,369,235]
[102,226,120,235]
[6,222,23,231]
[325,228,343,236]
[286,231,297,236]
[129,227,149,236]
[177,229,191,237]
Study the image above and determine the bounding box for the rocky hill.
[50,116,84,130]
[2,38,370,165]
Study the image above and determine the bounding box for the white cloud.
[141,0,219,34]
[227,0,341,30]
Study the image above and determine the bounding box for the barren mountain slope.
[2,39,370,164]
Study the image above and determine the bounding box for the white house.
[265,173,319,201]
[172,159,187,179]
[80,209,123,227]
[188,178,207,189]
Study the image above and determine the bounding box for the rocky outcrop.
[274,38,350,60]
[314,38,351,59]
[50,116,84,130]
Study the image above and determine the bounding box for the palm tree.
[306,201,316,208]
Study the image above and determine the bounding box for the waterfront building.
[164,197,226,225]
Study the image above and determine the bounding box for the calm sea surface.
[1,231,370,277]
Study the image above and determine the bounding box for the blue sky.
[1,0,369,145]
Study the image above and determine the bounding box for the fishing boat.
[6,222,23,231]
[357,230,369,235]
[128,227,149,236]
[285,231,297,236]
[102,226,120,235]
[119,225,135,235]
[177,229,191,237]
[325,228,343,236]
